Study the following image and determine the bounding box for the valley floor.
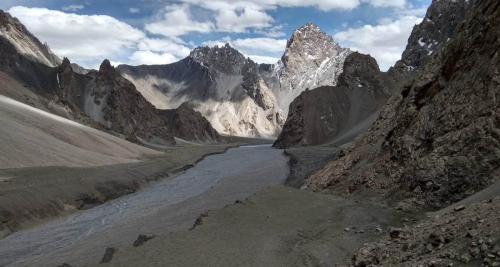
[1,143,498,267]
[0,145,288,266]
[0,143,240,239]
[107,145,500,267]
[108,186,419,267]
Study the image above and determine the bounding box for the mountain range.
[1,8,359,141]
[0,10,220,146]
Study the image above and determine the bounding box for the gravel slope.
[0,95,159,169]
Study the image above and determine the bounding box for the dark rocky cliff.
[161,103,220,143]
[273,53,391,148]
[389,0,470,85]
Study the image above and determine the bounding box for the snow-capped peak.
[274,23,352,115]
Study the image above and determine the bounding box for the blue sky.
[0,0,431,70]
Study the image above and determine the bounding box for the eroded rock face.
[57,59,220,144]
[119,44,283,138]
[273,53,391,148]
[306,0,500,209]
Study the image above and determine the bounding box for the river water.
[0,145,289,267]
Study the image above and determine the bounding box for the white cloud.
[230,37,286,54]
[147,0,410,38]
[214,6,274,32]
[137,38,191,56]
[334,15,423,71]
[61,5,84,12]
[146,2,274,36]
[363,0,406,8]
[145,5,214,37]
[8,6,145,68]
[183,0,359,11]
[132,38,191,65]
[182,0,407,11]
[129,50,180,65]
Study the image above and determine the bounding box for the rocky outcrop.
[353,197,500,267]
[55,59,175,144]
[273,53,391,148]
[161,103,220,143]
[306,0,500,209]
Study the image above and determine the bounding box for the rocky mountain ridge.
[119,44,283,138]
[118,23,350,138]
[275,0,473,150]
[305,0,500,211]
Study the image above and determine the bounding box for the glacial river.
[0,145,289,267]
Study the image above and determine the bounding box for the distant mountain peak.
[189,44,249,75]
[190,43,244,61]
[296,22,322,34]
[287,23,339,50]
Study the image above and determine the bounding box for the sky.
[0,0,431,70]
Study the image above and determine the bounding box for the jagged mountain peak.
[190,43,246,62]
[288,22,338,47]
[0,9,60,67]
[274,22,352,115]
[59,57,73,75]
[297,22,321,32]
[99,59,113,73]
[61,57,71,66]
[189,43,251,75]
[285,22,341,54]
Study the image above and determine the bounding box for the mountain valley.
[0,0,499,266]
